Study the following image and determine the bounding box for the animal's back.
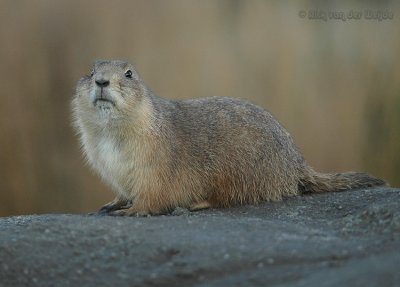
[162,96,306,206]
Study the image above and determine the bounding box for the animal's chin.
[94,100,115,115]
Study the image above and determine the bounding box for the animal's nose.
[95,79,110,87]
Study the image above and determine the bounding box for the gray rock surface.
[1,188,399,287]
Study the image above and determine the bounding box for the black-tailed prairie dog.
[72,60,386,216]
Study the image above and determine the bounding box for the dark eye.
[125,70,132,78]
[90,69,94,77]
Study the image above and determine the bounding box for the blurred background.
[0,0,399,216]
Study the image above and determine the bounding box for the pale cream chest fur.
[81,130,140,199]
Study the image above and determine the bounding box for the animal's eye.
[90,69,94,77]
[125,70,133,78]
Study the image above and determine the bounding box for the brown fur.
[72,60,387,216]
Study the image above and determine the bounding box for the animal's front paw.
[98,198,132,214]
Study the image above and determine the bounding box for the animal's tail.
[299,169,387,194]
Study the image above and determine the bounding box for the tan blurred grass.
[0,0,399,216]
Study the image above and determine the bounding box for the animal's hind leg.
[189,200,212,211]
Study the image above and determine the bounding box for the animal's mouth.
[93,87,116,107]
[94,98,115,106]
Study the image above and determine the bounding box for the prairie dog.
[72,60,386,216]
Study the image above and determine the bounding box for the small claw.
[108,207,151,217]
[109,210,127,216]
[119,203,133,210]
[98,206,111,214]
[129,212,151,217]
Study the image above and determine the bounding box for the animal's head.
[73,60,150,126]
